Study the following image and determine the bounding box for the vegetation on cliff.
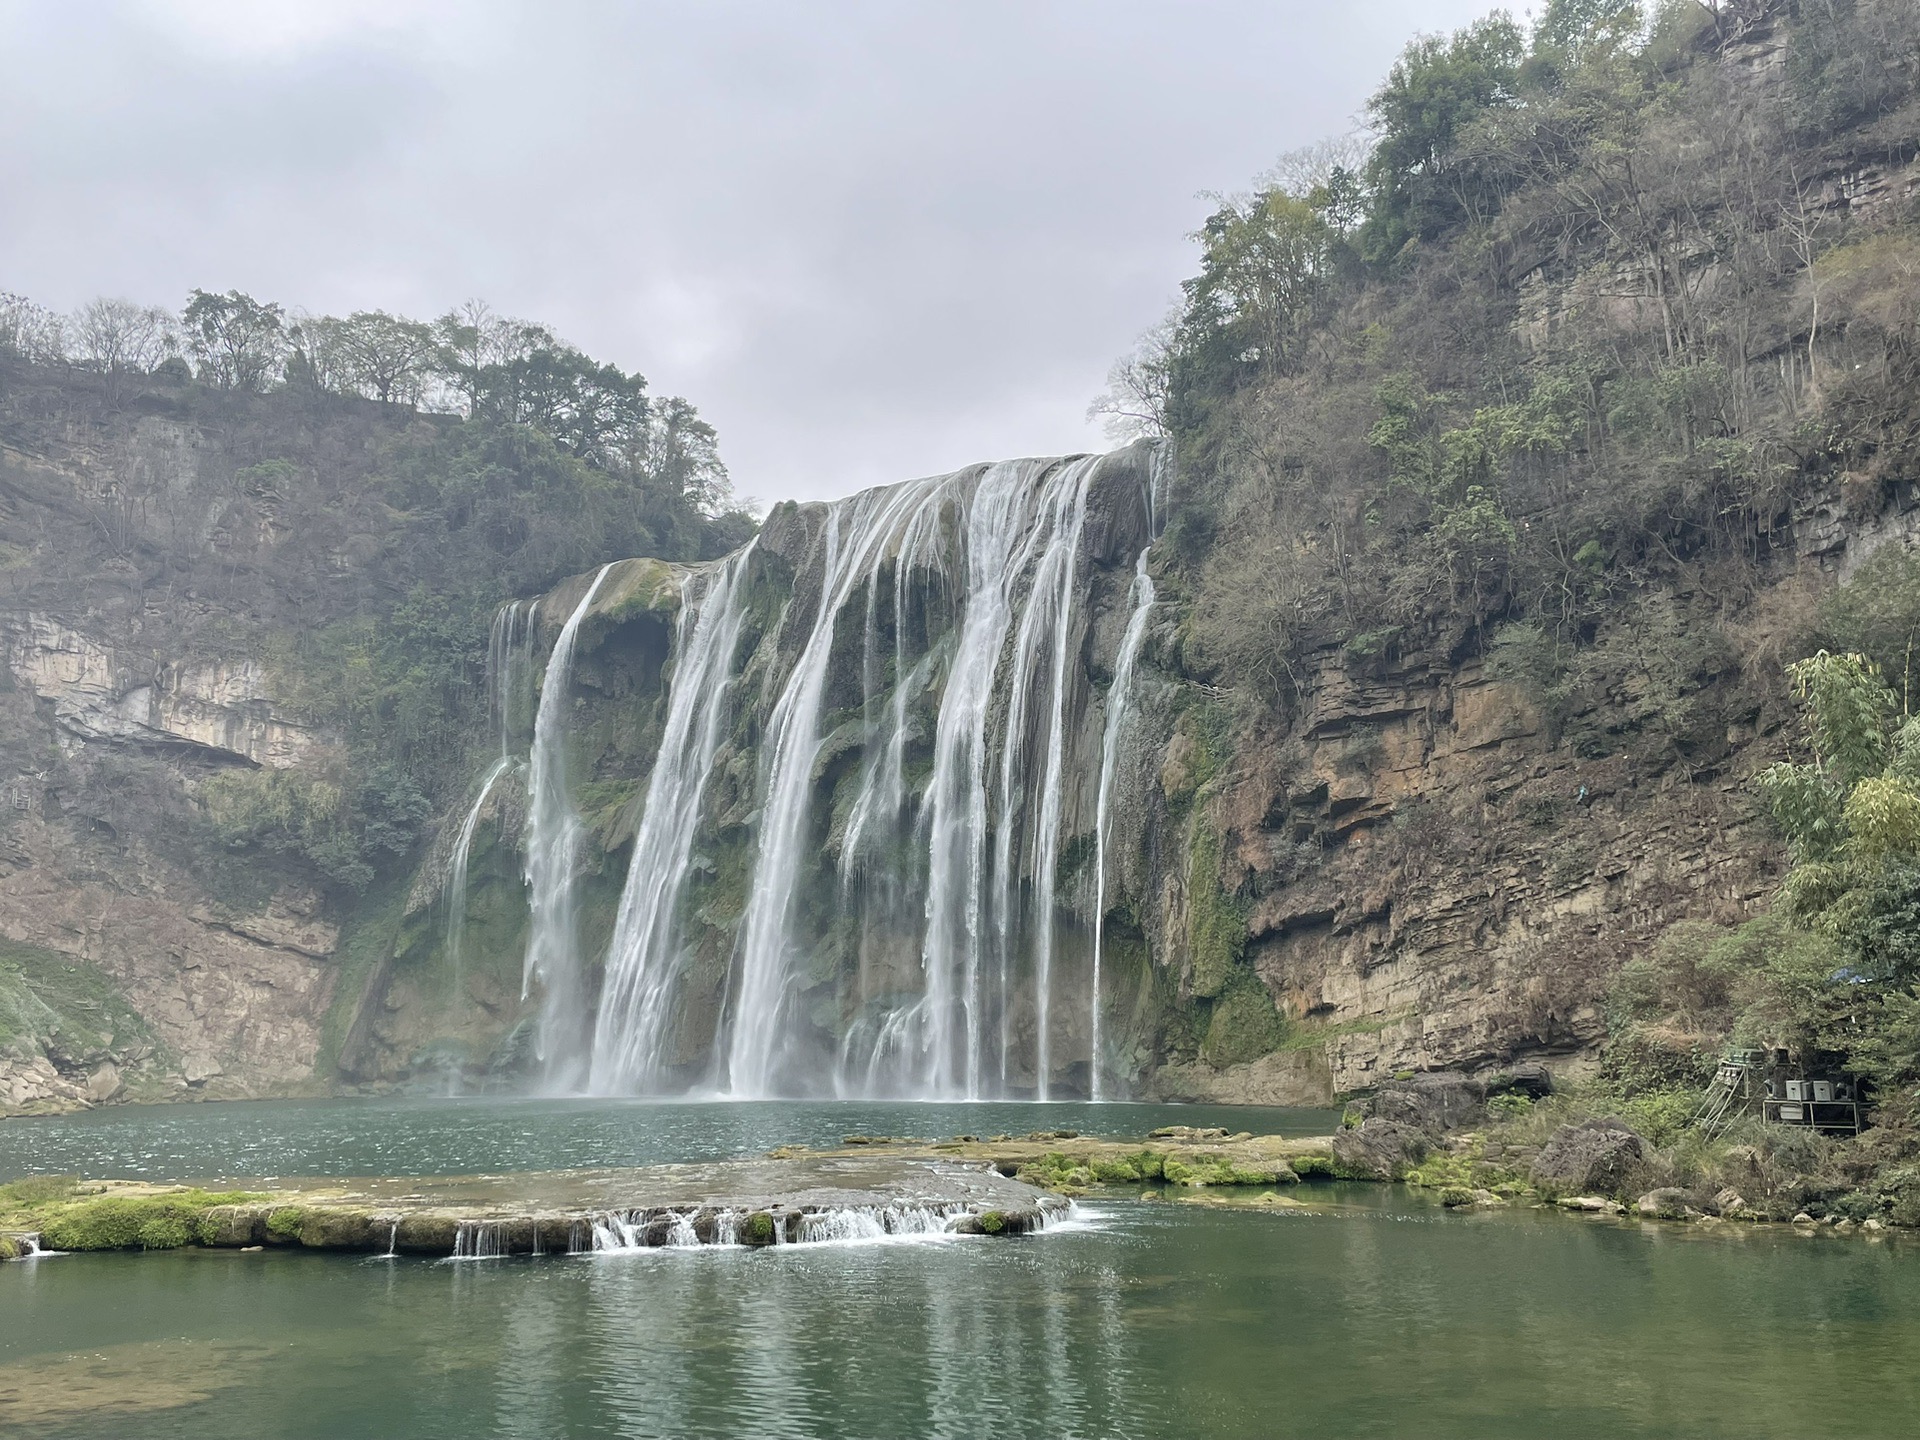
[0,289,753,893]
[1100,0,1920,1100]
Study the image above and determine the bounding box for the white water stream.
[1089,551,1156,1101]
[521,565,614,1089]
[587,548,754,1094]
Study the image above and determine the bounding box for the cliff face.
[0,376,1900,1113]
[343,447,1905,1107]
[0,393,378,1110]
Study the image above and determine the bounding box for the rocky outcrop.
[5,614,319,767]
[1531,1120,1649,1197]
[1331,1118,1430,1181]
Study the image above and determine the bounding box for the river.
[4,1098,1917,1438]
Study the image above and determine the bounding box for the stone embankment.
[0,1155,1060,1260]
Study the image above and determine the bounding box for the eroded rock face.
[1531,1119,1648,1197]
[1356,1071,1486,1136]
[1331,1118,1430,1181]
[5,614,319,767]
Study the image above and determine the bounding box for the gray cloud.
[1,0,1494,504]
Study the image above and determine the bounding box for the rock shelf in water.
[0,1155,1061,1259]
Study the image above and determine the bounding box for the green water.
[5,1101,1918,1438]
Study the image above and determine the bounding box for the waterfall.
[467,441,1161,1099]
[521,564,614,1090]
[726,476,956,1097]
[587,548,754,1094]
[1090,550,1156,1101]
[445,602,532,1008]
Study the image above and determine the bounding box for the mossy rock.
[1439,1187,1476,1208]
[742,1211,777,1245]
[36,1191,259,1251]
[0,1234,21,1260]
[1289,1152,1336,1179]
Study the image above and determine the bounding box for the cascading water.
[521,565,614,1090]
[587,548,754,1094]
[445,601,532,1006]
[1089,551,1156,1101]
[472,441,1165,1100]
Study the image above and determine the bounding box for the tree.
[1361,13,1529,261]
[432,301,555,415]
[182,289,288,392]
[640,396,732,514]
[71,297,178,380]
[293,310,438,405]
[0,292,69,364]
[1089,313,1176,440]
[473,344,651,464]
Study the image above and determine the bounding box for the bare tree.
[0,291,69,364]
[71,297,178,383]
[1089,312,1177,441]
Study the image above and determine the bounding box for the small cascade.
[792,1204,964,1243]
[585,1205,974,1251]
[1089,551,1156,1101]
[451,1220,510,1259]
[4,1232,43,1258]
[521,564,614,1090]
[446,601,533,1012]
[379,1219,400,1258]
[587,549,754,1094]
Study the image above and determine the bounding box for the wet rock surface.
[4,1156,1062,1258]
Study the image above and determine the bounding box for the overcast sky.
[1,0,1495,506]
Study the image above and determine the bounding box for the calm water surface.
[4,1100,1917,1438]
[0,1096,1335,1182]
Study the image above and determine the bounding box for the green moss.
[1200,970,1287,1065]
[265,1206,308,1242]
[315,874,410,1077]
[743,1211,776,1244]
[1186,824,1247,1001]
[1405,1152,1474,1190]
[0,942,164,1075]
[975,1210,1007,1234]
[1289,1152,1336,1179]
[1439,1186,1476,1208]
[29,1190,265,1252]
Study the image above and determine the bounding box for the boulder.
[1332,1118,1430,1180]
[1636,1187,1695,1220]
[1530,1119,1647,1198]
[1360,1071,1486,1137]
[1556,1195,1622,1213]
[1711,1187,1746,1216]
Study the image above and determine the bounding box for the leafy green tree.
[1760,652,1920,979]
[182,289,287,392]
[1361,12,1528,261]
